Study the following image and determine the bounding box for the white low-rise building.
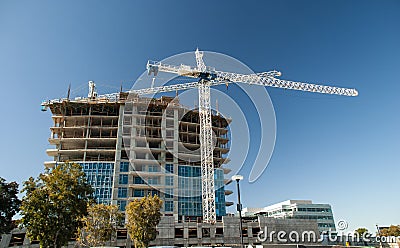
[242,200,336,233]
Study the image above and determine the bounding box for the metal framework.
[195,49,217,223]
[144,49,358,223]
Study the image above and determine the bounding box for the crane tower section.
[196,49,217,224]
[143,49,358,223]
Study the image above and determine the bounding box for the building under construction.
[42,81,232,221]
[10,81,331,247]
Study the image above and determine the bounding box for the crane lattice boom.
[144,50,358,224]
[144,61,358,97]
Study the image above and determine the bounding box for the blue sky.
[1,0,399,232]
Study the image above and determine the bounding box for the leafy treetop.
[126,194,162,248]
[20,163,93,248]
[0,177,21,234]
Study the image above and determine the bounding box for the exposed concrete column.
[83,106,92,161]
[210,225,216,238]
[248,226,253,238]
[173,108,179,221]
[161,106,167,166]
[130,105,137,161]
[197,224,202,239]
[183,224,189,239]
[111,104,125,204]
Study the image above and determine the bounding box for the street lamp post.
[232,175,244,248]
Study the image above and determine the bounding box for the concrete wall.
[4,216,369,248]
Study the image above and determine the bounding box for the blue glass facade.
[80,162,114,205]
[214,168,226,216]
[178,165,226,217]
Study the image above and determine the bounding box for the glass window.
[165,176,174,186]
[149,189,159,196]
[120,162,129,172]
[134,176,144,184]
[119,174,128,184]
[118,187,127,198]
[166,164,174,173]
[165,188,173,198]
[133,189,144,197]
[80,162,114,205]
[148,165,160,172]
[148,177,159,185]
[117,200,126,211]
[165,201,173,212]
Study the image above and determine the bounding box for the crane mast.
[144,49,358,223]
[195,49,217,224]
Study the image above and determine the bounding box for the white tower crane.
[40,49,358,223]
[132,49,358,224]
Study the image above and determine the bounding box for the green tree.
[126,194,162,248]
[379,225,400,237]
[0,177,21,234]
[20,163,93,248]
[355,227,368,237]
[78,203,123,247]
